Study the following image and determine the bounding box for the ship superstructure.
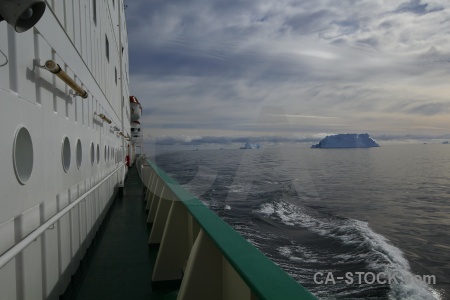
[0,1,135,299]
[129,95,143,159]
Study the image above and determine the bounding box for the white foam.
[228,184,251,193]
[257,201,440,299]
[278,246,292,256]
[265,180,280,185]
[278,245,322,264]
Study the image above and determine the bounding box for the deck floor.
[63,166,177,300]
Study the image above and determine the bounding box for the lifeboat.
[131,121,140,133]
[130,96,142,121]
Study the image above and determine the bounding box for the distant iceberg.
[311,133,379,148]
[240,142,263,149]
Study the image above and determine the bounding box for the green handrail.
[145,159,317,300]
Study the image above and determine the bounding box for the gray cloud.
[155,135,321,146]
[284,9,334,34]
[394,0,444,15]
[126,0,450,143]
[406,102,450,115]
[395,0,429,14]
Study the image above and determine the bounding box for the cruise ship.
[0,1,315,299]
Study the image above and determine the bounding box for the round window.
[13,127,34,184]
[62,137,71,172]
[76,139,82,169]
[97,144,100,164]
[90,142,95,165]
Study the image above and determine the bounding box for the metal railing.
[0,163,125,269]
[139,157,317,300]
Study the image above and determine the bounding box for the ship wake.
[255,201,440,300]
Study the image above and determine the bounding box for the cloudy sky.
[126,0,450,145]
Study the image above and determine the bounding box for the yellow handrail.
[44,60,88,98]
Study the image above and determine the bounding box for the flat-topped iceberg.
[311,133,379,148]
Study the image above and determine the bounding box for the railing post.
[178,229,223,300]
[152,201,190,283]
[147,183,163,223]
[187,214,200,249]
[148,193,175,246]
[146,176,157,210]
[143,171,154,202]
[223,256,255,300]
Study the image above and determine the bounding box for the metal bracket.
[33,59,46,70]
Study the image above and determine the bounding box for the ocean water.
[154,144,450,299]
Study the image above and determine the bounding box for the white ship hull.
[0,1,136,299]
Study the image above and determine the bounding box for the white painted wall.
[0,1,130,299]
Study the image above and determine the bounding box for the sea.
[152,144,450,299]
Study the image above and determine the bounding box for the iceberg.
[240,142,263,149]
[311,133,379,148]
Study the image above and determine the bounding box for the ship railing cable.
[0,49,8,67]
[0,163,125,270]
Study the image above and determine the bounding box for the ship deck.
[62,166,178,300]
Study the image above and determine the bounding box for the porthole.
[97,144,100,164]
[90,142,95,165]
[76,139,82,169]
[13,127,34,185]
[62,137,71,172]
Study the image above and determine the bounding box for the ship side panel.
[51,0,66,26]
[11,29,37,104]
[0,1,129,299]
[65,0,75,42]
[73,0,82,56]
[0,259,17,299]
[0,25,10,88]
